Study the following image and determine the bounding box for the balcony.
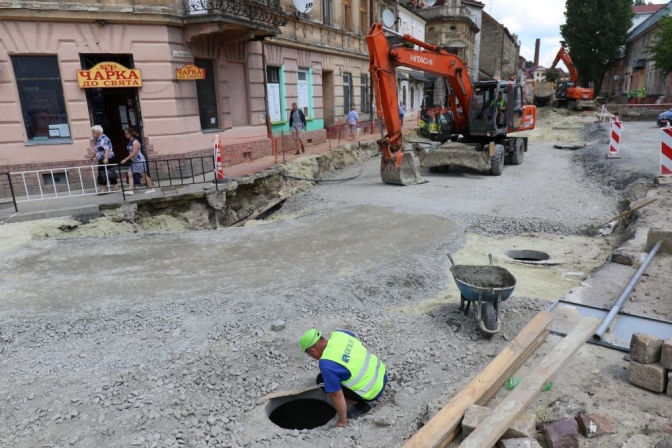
[184,0,290,29]
[416,5,478,29]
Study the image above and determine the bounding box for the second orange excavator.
[549,44,595,110]
[366,23,537,186]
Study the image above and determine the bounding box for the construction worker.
[299,328,387,427]
[490,91,507,127]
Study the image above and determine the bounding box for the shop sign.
[173,50,193,58]
[175,64,206,80]
[77,62,142,88]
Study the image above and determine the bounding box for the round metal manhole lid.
[504,250,559,265]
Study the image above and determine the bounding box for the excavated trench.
[55,143,378,237]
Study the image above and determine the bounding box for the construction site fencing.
[0,155,219,213]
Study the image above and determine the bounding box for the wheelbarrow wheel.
[481,302,497,339]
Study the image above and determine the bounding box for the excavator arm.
[366,22,473,185]
[550,46,579,84]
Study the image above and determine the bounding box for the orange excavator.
[549,44,595,110]
[366,23,537,185]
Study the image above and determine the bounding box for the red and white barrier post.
[214,135,226,182]
[660,126,672,177]
[607,119,622,159]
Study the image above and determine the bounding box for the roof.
[633,4,665,14]
[628,1,672,42]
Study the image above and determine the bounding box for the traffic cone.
[214,135,226,183]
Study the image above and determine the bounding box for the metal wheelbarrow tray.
[448,254,517,338]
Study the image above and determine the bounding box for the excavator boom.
[366,22,536,185]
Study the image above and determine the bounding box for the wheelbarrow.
[448,254,517,338]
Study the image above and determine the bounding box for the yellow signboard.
[77,62,142,88]
[175,64,206,80]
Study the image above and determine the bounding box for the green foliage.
[646,16,672,78]
[524,61,534,68]
[560,0,633,95]
[545,68,561,82]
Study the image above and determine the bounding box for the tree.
[560,0,633,94]
[646,16,672,78]
[525,60,534,68]
[545,68,561,82]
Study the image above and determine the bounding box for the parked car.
[657,108,672,127]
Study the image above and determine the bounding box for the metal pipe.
[594,241,662,339]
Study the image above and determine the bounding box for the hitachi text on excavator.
[366,23,537,186]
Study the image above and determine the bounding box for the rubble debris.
[544,418,579,448]
[575,413,617,438]
[497,438,542,448]
[662,338,672,370]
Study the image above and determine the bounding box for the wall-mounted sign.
[77,62,142,88]
[173,50,193,58]
[175,64,206,80]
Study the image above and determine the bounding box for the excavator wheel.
[567,100,577,110]
[509,138,525,165]
[490,144,505,176]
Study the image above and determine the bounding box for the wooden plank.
[402,311,554,448]
[229,194,289,227]
[458,317,602,448]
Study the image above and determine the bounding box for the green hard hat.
[299,328,322,351]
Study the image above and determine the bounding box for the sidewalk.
[0,119,418,224]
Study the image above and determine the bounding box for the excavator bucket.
[380,151,427,186]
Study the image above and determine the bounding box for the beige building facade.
[0,0,377,177]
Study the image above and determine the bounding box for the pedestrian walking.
[299,328,387,427]
[120,127,155,195]
[90,125,119,194]
[346,106,359,140]
[289,102,306,155]
[398,102,406,127]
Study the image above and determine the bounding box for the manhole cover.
[505,250,552,264]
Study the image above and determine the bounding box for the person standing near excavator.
[299,328,387,427]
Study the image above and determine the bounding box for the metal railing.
[416,5,478,24]
[0,155,219,213]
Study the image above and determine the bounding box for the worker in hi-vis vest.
[489,91,507,126]
[299,328,387,427]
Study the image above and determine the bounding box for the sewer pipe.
[594,241,662,339]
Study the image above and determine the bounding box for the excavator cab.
[469,81,534,136]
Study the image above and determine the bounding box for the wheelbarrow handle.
[447,254,456,267]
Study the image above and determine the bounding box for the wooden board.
[401,311,554,448]
[458,317,602,448]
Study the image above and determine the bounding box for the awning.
[409,72,434,83]
[396,72,409,80]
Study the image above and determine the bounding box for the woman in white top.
[346,106,359,140]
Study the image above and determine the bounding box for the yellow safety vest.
[321,332,386,400]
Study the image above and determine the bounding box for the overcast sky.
[479,0,668,70]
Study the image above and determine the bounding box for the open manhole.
[266,388,336,430]
[505,250,552,264]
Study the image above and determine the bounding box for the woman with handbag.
[90,125,119,194]
[120,127,155,195]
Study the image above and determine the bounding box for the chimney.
[534,39,540,66]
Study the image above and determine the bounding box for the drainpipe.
[594,241,662,339]
[261,40,274,139]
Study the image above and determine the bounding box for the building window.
[194,58,219,130]
[297,69,310,116]
[360,1,368,34]
[402,86,407,107]
[360,75,369,113]
[323,0,332,26]
[267,66,282,122]
[411,86,415,109]
[343,0,352,31]
[12,55,70,142]
[343,72,352,112]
